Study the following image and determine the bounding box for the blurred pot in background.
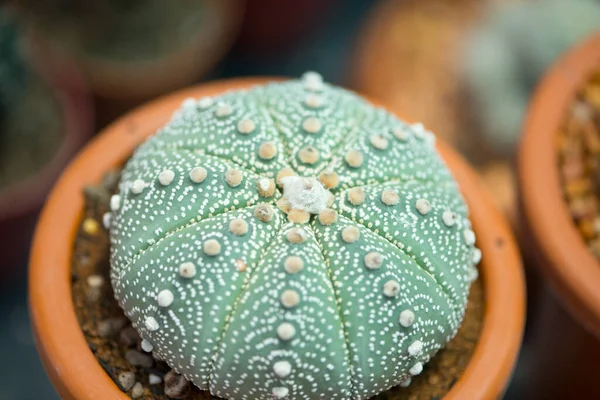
[235,0,338,55]
[463,0,600,156]
[0,8,93,275]
[520,34,600,398]
[16,0,242,102]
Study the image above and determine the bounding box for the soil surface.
[72,171,484,400]
[559,71,600,259]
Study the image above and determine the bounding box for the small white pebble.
[110,194,121,211]
[442,210,457,227]
[189,167,207,183]
[399,310,415,327]
[370,134,389,150]
[144,317,159,332]
[304,94,323,108]
[102,212,112,229]
[179,262,196,278]
[277,322,296,341]
[416,198,431,215]
[149,373,162,385]
[131,382,143,398]
[158,169,175,186]
[118,371,136,391]
[284,256,304,274]
[131,179,146,195]
[364,252,383,270]
[464,229,476,245]
[215,102,232,117]
[408,340,423,356]
[273,387,290,399]
[280,290,300,308]
[409,362,423,376]
[197,96,213,109]
[237,118,256,134]
[141,339,153,352]
[203,239,221,256]
[302,117,322,134]
[87,274,104,288]
[383,280,400,297]
[472,248,482,264]
[157,289,174,308]
[273,360,292,378]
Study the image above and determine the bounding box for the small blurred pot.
[21,0,242,101]
[520,33,600,398]
[0,30,93,275]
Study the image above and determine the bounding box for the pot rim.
[519,33,600,337]
[0,29,93,222]
[30,78,525,400]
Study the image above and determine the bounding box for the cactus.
[108,73,480,400]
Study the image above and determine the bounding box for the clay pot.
[0,29,93,273]
[30,78,525,399]
[23,0,243,101]
[519,34,600,397]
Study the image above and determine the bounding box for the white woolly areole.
[281,176,329,214]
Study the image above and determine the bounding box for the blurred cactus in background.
[0,9,62,188]
[12,0,206,61]
[463,0,600,156]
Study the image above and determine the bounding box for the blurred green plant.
[14,0,205,61]
[0,9,63,188]
[463,0,600,156]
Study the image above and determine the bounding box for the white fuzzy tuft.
[281,176,329,214]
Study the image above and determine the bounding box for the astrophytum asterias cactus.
[108,72,481,400]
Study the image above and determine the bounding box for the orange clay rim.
[520,33,600,337]
[30,78,525,400]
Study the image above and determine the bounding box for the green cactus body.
[109,73,479,400]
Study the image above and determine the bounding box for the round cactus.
[109,73,480,400]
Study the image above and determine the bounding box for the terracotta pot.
[0,29,93,273]
[23,0,243,101]
[30,78,525,399]
[519,33,600,397]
